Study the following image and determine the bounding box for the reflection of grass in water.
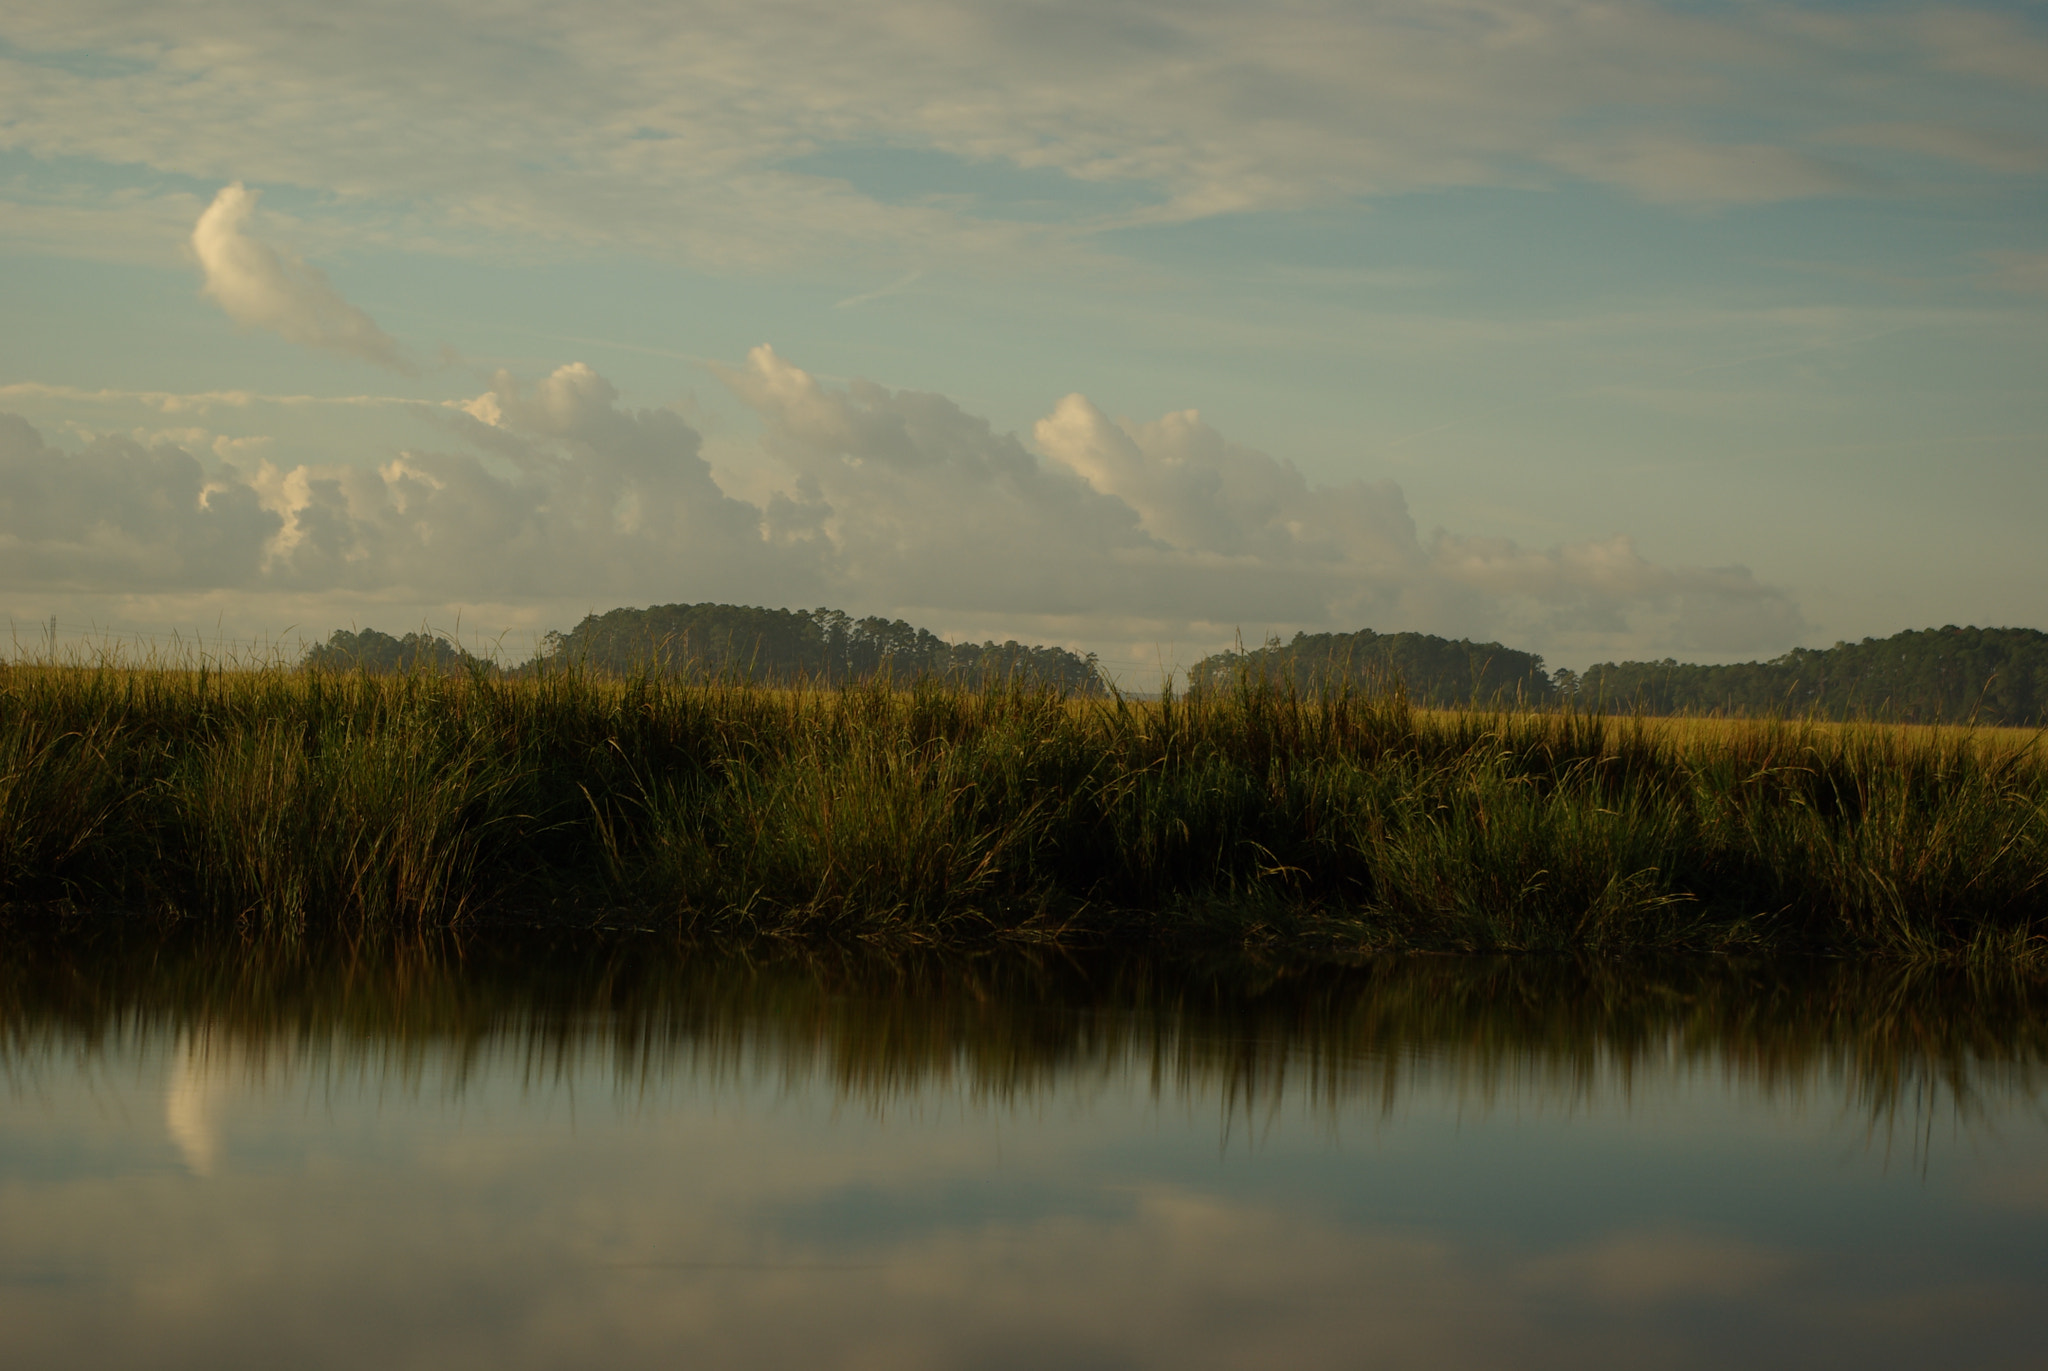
[4,927,2043,1149]
[0,658,2044,953]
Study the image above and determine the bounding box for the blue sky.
[1,0,2043,677]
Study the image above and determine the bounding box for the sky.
[1,0,2043,681]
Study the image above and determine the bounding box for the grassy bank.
[0,660,2043,955]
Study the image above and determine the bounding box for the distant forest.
[301,612,2048,724]
[1190,629,1556,707]
[1569,626,2048,727]
[541,604,1104,691]
[1189,624,2048,724]
[301,629,484,676]
[302,603,1105,693]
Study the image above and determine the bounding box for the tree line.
[302,603,1105,693]
[303,612,2048,723]
[1189,629,1556,707]
[301,628,482,676]
[1565,626,2048,726]
[540,603,1104,691]
[1189,623,2048,724]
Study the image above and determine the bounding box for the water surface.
[3,931,2045,1369]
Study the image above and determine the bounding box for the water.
[3,930,2046,1369]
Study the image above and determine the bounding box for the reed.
[0,656,2042,955]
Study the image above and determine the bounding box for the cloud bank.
[192,184,408,371]
[0,349,1804,668]
[4,2,2044,267]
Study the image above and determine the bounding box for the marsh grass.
[184,718,501,928]
[0,655,2043,954]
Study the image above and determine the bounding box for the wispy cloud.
[1825,122,2048,174]
[2,3,2043,268]
[1675,323,1927,377]
[1986,251,2048,297]
[192,183,410,371]
[834,271,923,309]
[0,382,423,414]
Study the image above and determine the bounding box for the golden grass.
[1593,711,2048,761]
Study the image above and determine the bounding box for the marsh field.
[8,665,2048,1370]
[1,659,2043,956]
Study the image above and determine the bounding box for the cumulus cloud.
[1427,533,1808,655]
[0,413,279,591]
[246,362,778,602]
[1023,385,1804,654]
[192,184,408,371]
[0,350,1806,666]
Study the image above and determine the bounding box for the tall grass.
[0,657,2042,954]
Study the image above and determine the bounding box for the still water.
[3,930,2046,1369]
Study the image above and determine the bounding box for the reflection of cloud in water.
[0,1153,2031,1370]
[1520,1230,1797,1303]
[0,1167,1792,1368]
[2,937,2045,1368]
[164,1033,226,1177]
[1966,1156,2048,1213]
[0,989,2040,1370]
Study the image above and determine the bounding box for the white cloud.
[192,183,408,371]
[0,350,1807,666]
